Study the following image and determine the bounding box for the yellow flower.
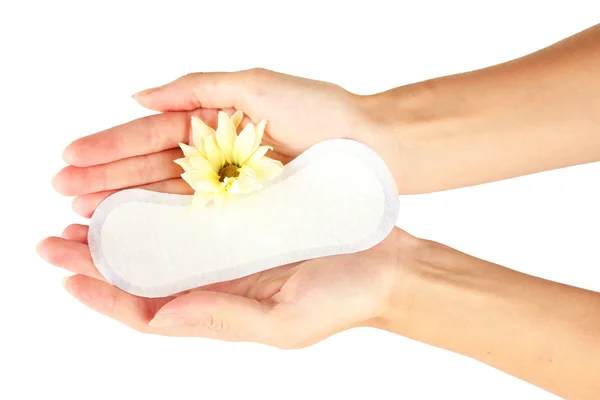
[174,110,283,208]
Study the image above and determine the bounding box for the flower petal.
[220,177,237,194]
[174,157,194,172]
[230,110,244,129]
[182,171,220,192]
[251,157,284,181]
[191,191,214,209]
[253,119,267,150]
[236,180,262,194]
[183,170,219,181]
[225,168,259,194]
[228,180,258,194]
[215,111,236,163]
[246,145,273,166]
[203,135,226,172]
[227,180,241,194]
[194,180,221,192]
[238,164,257,180]
[232,123,256,165]
[213,188,230,209]
[189,156,216,173]
[191,117,215,149]
[179,143,201,158]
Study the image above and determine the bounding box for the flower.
[174,110,283,209]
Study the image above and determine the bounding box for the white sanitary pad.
[89,139,399,298]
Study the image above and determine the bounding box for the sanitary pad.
[89,139,399,298]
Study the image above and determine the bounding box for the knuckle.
[201,314,228,331]
[249,67,266,74]
[240,68,272,99]
[101,291,118,315]
[245,67,269,79]
[273,337,300,350]
[273,339,294,350]
[182,72,203,80]
[133,325,152,335]
[271,330,304,350]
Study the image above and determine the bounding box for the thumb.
[148,290,284,344]
[132,70,257,112]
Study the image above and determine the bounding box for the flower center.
[219,164,240,182]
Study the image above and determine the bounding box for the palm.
[39,221,396,346]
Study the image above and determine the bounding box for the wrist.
[371,234,496,348]
[375,231,600,398]
[362,230,448,333]
[368,236,447,336]
[357,73,523,194]
[356,80,461,194]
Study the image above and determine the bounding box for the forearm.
[376,236,600,399]
[362,24,600,194]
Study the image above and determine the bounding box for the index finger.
[62,108,219,168]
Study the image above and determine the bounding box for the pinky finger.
[63,275,174,334]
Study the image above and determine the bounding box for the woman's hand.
[37,226,413,348]
[37,221,600,398]
[52,24,600,218]
[37,219,600,397]
[51,69,377,217]
[43,68,414,346]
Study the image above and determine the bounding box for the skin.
[38,24,600,398]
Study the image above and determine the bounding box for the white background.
[2,1,599,399]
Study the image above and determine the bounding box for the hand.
[41,68,408,346]
[37,225,412,347]
[51,68,375,217]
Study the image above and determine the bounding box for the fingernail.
[61,146,73,164]
[62,276,70,290]
[36,240,43,254]
[132,87,159,98]
[50,172,62,192]
[149,313,184,328]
